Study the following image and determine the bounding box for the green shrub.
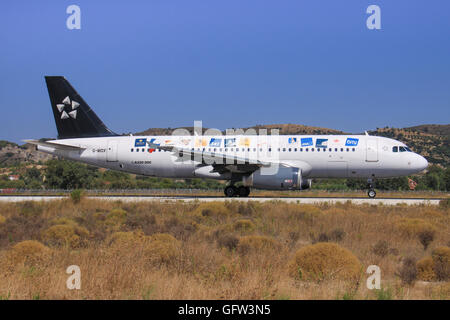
[70,189,84,204]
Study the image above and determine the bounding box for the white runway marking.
[0,196,443,205]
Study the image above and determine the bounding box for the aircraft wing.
[148,141,288,174]
[23,139,87,151]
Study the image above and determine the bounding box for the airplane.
[25,76,429,198]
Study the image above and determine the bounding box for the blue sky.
[1,0,449,143]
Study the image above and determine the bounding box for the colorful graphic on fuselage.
[209,138,221,147]
[224,138,236,147]
[239,137,251,147]
[147,138,159,153]
[195,138,208,147]
[134,138,146,147]
[316,138,328,148]
[345,138,359,147]
[301,138,313,147]
[288,137,297,144]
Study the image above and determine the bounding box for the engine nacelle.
[242,167,311,190]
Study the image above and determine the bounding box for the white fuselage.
[37,134,428,181]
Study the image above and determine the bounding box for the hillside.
[0,141,54,166]
[369,125,449,167]
[136,123,345,136]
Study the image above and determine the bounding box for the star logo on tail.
[56,96,80,119]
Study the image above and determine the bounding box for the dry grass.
[0,199,448,300]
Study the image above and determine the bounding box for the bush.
[144,233,180,265]
[287,243,362,282]
[193,202,231,220]
[417,257,435,281]
[42,223,89,248]
[217,234,239,251]
[233,219,255,233]
[398,257,417,285]
[418,230,435,251]
[105,208,127,231]
[70,189,84,204]
[0,214,5,224]
[372,240,389,257]
[395,218,437,238]
[432,246,450,281]
[108,230,147,248]
[6,240,50,266]
[237,235,280,255]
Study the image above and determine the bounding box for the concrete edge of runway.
[0,195,444,205]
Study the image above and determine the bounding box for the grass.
[0,199,448,299]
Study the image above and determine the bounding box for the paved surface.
[0,195,442,205]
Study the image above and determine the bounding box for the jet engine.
[242,167,311,190]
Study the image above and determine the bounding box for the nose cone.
[414,154,428,172]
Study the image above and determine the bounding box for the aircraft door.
[366,139,378,162]
[107,140,118,162]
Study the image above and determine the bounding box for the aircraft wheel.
[238,186,250,197]
[224,186,237,197]
[368,189,376,198]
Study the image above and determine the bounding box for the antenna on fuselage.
[365,131,369,136]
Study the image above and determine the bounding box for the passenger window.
[288,148,291,152]
[131,148,134,152]
[294,148,297,152]
[393,146,398,152]
[317,148,320,152]
[282,148,286,152]
[268,148,272,152]
[352,148,355,152]
[306,148,309,152]
[346,148,349,152]
[136,148,139,152]
[253,148,256,152]
[340,148,343,152]
[335,148,338,152]
[311,148,315,152]
[300,148,303,152]
[329,148,332,152]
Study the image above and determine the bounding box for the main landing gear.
[367,178,376,198]
[224,185,250,197]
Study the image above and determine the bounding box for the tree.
[44,160,98,189]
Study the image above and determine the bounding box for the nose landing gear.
[367,178,376,198]
[224,185,250,197]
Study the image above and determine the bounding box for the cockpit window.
[393,146,398,152]
[399,146,407,152]
[405,147,412,152]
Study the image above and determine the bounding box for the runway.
[0,195,443,205]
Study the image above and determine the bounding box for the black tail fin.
[45,76,117,139]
